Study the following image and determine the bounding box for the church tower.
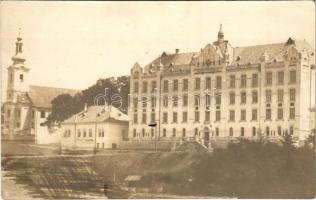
[6,30,30,103]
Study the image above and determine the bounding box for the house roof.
[28,85,79,109]
[62,105,129,124]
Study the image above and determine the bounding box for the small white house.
[61,105,129,149]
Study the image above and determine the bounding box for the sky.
[1,1,315,101]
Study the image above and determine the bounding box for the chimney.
[175,49,179,54]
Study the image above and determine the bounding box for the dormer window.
[19,74,24,82]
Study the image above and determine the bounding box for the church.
[2,33,78,144]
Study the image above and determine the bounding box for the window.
[83,129,87,137]
[182,128,186,137]
[229,127,233,137]
[151,129,154,137]
[172,128,176,137]
[277,71,284,84]
[163,128,167,137]
[19,74,24,82]
[266,108,271,120]
[240,127,245,137]
[183,94,188,107]
[32,110,35,118]
[182,112,188,123]
[277,108,283,120]
[194,128,199,136]
[195,95,200,107]
[216,110,221,122]
[205,95,211,107]
[77,130,81,137]
[173,112,178,123]
[9,74,13,83]
[266,72,272,86]
[163,113,168,123]
[163,80,169,92]
[290,126,294,135]
[289,107,295,119]
[230,75,236,88]
[142,113,147,124]
[278,126,282,136]
[252,109,257,121]
[151,81,157,92]
[252,91,258,103]
[289,70,296,84]
[142,97,147,108]
[142,129,145,137]
[215,127,219,136]
[240,74,247,88]
[195,78,201,90]
[40,110,45,118]
[241,91,246,104]
[205,77,211,89]
[215,93,221,105]
[163,96,168,107]
[183,79,188,91]
[173,80,178,91]
[16,109,21,117]
[229,92,235,105]
[252,74,258,87]
[252,127,256,137]
[172,96,178,107]
[289,89,296,101]
[133,98,138,110]
[205,111,210,122]
[15,122,20,128]
[216,76,222,89]
[266,126,270,136]
[229,110,235,121]
[265,90,272,103]
[151,96,156,108]
[241,109,246,121]
[7,110,11,118]
[277,89,284,102]
[134,82,139,93]
[89,129,93,137]
[151,112,155,123]
[133,129,137,137]
[133,113,138,124]
[195,111,200,122]
[142,81,148,93]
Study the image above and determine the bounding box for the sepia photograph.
[1,1,315,199]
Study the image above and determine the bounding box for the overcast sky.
[1,1,315,100]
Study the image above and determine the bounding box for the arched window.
[229,127,233,137]
[278,126,282,136]
[266,126,270,136]
[215,127,219,136]
[133,129,137,137]
[240,127,244,137]
[172,128,176,137]
[182,128,186,137]
[252,127,256,136]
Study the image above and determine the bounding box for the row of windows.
[132,89,296,110]
[133,70,296,93]
[132,126,294,138]
[64,129,106,138]
[6,109,46,119]
[133,107,295,124]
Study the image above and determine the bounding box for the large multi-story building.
[128,25,315,146]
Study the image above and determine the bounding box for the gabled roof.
[28,85,79,109]
[144,51,199,70]
[62,105,129,124]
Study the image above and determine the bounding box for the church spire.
[12,28,26,64]
[217,24,224,42]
